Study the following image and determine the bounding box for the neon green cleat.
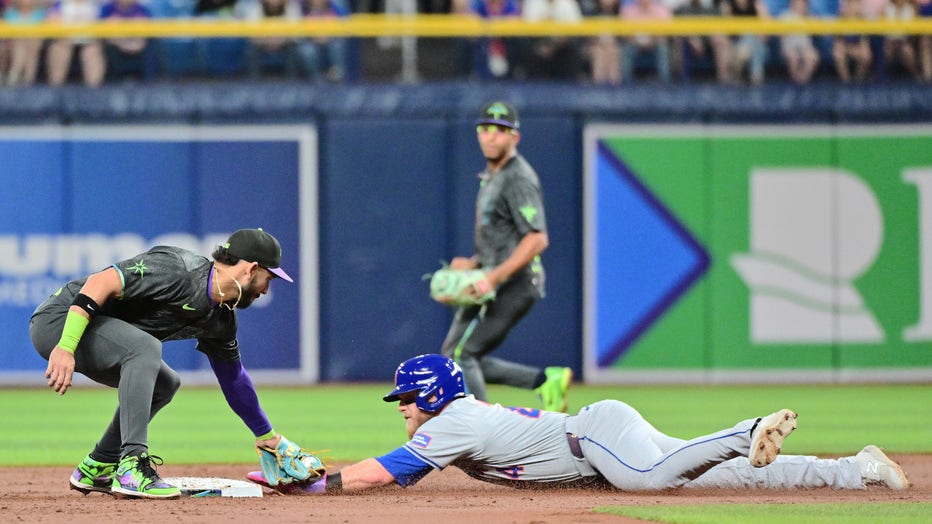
[111,453,181,499]
[70,454,117,495]
[535,367,573,413]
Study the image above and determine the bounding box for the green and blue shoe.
[111,452,181,499]
[70,454,117,495]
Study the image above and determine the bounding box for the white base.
[163,476,263,498]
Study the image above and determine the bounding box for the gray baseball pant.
[30,309,180,463]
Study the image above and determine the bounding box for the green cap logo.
[486,102,511,120]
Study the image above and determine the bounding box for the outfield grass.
[2,383,929,466]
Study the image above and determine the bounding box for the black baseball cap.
[223,228,293,282]
[476,101,519,130]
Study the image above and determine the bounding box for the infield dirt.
[3,455,929,523]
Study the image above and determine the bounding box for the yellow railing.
[1,15,931,39]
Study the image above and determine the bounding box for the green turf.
[594,502,932,523]
[2,383,929,466]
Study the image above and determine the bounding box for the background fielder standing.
[440,100,572,412]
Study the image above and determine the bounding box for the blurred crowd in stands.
[0,0,351,85]
[0,0,930,87]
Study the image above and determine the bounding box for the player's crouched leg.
[152,361,181,415]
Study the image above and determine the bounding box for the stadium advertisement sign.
[0,126,318,384]
[584,125,932,383]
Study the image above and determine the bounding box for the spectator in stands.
[722,0,770,85]
[297,0,350,81]
[419,0,449,12]
[0,0,9,82]
[882,0,921,80]
[920,0,932,82]
[145,0,196,18]
[460,0,523,79]
[832,0,872,82]
[673,0,733,83]
[3,0,46,87]
[241,0,304,79]
[522,0,585,80]
[620,0,673,83]
[861,0,886,18]
[45,0,106,87]
[194,0,237,15]
[100,0,154,81]
[585,0,622,84]
[780,0,820,83]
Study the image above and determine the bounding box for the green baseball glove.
[428,266,496,307]
[256,435,325,487]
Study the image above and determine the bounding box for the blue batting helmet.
[383,354,466,413]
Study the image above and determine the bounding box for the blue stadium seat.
[808,0,839,16]
[203,38,249,77]
[148,0,196,17]
[105,43,160,81]
[155,38,204,77]
[765,0,790,15]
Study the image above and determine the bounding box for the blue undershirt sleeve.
[375,446,434,487]
[209,356,274,437]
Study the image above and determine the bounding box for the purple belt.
[566,433,584,459]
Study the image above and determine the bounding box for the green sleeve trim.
[58,310,90,353]
[111,264,125,298]
[256,429,276,441]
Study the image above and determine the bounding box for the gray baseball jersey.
[32,245,240,361]
[474,153,546,292]
[375,396,589,487]
[375,397,865,491]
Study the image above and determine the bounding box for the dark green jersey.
[35,246,239,361]
[475,153,547,291]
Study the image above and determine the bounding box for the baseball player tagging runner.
[248,354,909,494]
[30,228,323,499]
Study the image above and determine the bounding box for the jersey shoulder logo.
[128,259,148,278]
[410,433,432,449]
[182,303,196,311]
[519,205,538,224]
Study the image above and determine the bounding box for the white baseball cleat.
[856,445,909,490]
[749,409,798,467]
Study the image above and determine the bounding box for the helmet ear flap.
[417,389,440,411]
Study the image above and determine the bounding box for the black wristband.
[71,293,102,319]
[325,472,342,493]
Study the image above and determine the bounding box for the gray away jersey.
[34,246,240,361]
[475,154,547,285]
[388,396,586,485]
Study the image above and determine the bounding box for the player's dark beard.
[484,150,507,165]
[236,275,261,309]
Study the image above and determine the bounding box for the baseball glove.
[427,266,496,307]
[247,470,326,495]
[256,436,325,487]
